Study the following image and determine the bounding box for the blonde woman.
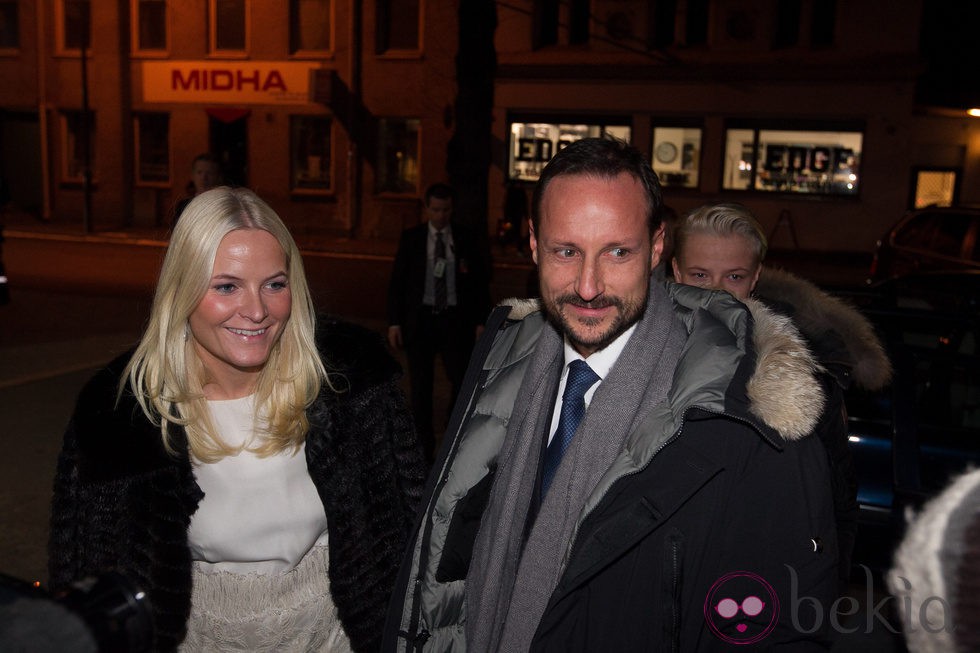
[49,187,425,652]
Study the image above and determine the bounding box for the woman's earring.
[184,323,190,341]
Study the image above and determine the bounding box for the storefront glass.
[723,127,862,196]
[508,121,631,182]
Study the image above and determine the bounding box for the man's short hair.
[674,203,769,266]
[424,182,454,206]
[531,137,663,236]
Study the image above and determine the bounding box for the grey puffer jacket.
[384,282,840,652]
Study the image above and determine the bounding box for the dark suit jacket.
[386,221,492,344]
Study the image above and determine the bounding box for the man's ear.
[650,224,666,270]
[529,219,538,265]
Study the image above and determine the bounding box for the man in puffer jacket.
[671,202,893,590]
[384,138,839,651]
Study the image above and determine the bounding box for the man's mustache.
[555,295,621,310]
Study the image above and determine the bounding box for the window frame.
[375,117,421,196]
[909,166,961,209]
[651,121,703,191]
[0,0,20,53]
[133,112,171,187]
[56,0,91,56]
[506,114,633,183]
[289,114,334,195]
[209,0,249,57]
[721,119,864,198]
[60,109,96,185]
[131,0,169,56]
[290,0,333,58]
[374,0,423,58]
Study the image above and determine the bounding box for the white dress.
[179,395,352,652]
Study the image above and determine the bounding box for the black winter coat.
[48,317,426,652]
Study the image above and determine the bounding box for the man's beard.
[542,288,648,354]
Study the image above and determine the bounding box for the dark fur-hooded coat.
[48,317,426,652]
[756,267,893,587]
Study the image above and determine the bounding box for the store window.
[375,0,419,53]
[290,116,331,191]
[652,126,702,189]
[811,0,836,47]
[912,168,959,208]
[722,124,862,196]
[134,0,167,52]
[61,110,95,183]
[135,113,170,185]
[291,0,331,53]
[61,0,90,52]
[210,0,246,53]
[376,118,419,194]
[508,120,631,182]
[0,1,19,50]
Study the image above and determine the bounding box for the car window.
[846,300,980,499]
[894,212,975,259]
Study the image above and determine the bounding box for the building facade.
[1,1,978,254]
[0,0,459,243]
[491,0,980,253]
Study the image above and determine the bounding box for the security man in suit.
[387,183,492,462]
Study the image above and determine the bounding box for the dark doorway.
[0,111,43,217]
[209,114,248,188]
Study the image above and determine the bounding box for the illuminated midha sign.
[142,61,324,105]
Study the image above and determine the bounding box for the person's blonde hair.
[121,186,328,462]
[673,203,769,267]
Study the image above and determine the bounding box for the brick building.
[0,1,977,254]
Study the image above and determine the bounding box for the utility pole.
[80,39,92,233]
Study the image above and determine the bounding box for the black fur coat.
[48,317,426,652]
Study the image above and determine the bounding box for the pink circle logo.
[703,571,779,645]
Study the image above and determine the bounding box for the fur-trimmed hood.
[501,283,825,442]
[755,266,893,391]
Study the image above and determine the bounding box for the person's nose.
[575,257,603,301]
[239,288,269,322]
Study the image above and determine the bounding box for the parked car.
[837,271,980,572]
[867,206,980,284]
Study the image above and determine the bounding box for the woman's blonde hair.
[121,186,327,461]
[674,202,769,267]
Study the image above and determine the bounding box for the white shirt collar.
[562,322,638,380]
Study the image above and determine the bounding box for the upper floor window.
[375,0,419,54]
[135,113,170,185]
[376,117,419,194]
[722,122,862,197]
[60,0,90,52]
[210,0,247,54]
[0,1,19,50]
[134,0,167,53]
[291,0,331,54]
[772,0,801,49]
[810,0,836,47]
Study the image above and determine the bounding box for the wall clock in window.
[655,141,678,164]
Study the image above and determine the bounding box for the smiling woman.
[47,187,425,652]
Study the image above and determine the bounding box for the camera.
[0,571,153,652]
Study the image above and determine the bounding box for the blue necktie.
[541,360,601,498]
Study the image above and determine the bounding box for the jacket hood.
[502,285,825,442]
[755,267,892,391]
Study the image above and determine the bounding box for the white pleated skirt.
[180,545,352,652]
